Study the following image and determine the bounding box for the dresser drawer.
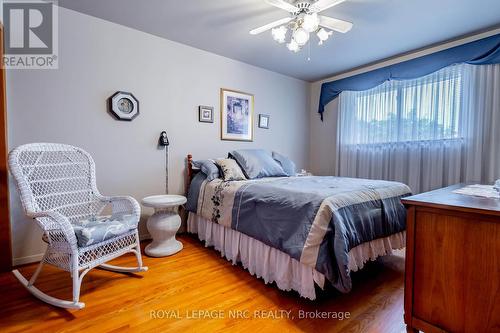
[403,184,500,333]
[411,208,499,332]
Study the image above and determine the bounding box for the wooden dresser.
[402,184,500,333]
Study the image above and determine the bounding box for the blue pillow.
[229,149,287,179]
[192,160,220,181]
[272,152,296,176]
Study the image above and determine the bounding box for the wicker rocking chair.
[9,143,148,309]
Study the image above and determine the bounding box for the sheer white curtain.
[462,64,500,184]
[336,63,500,193]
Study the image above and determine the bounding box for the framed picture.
[220,88,254,141]
[198,105,214,123]
[258,114,270,129]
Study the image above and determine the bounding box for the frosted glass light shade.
[271,26,287,44]
[287,39,300,52]
[302,13,320,33]
[317,28,333,45]
[293,27,310,46]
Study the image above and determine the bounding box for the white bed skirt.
[187,212,405,300]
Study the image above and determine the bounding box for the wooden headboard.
[186,154,200,195]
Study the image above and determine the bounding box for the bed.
[185,153,411,300]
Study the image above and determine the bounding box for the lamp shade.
[293,27,309,46]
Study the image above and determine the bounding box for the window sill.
[344,137,464,148]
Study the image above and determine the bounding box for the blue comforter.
[187,174,411,292]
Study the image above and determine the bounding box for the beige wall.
[6,7,310,264]
[308,81,338,176]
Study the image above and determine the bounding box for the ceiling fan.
[250,0,353,53]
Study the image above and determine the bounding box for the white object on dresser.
[142,195,187,257]
[296,169,313,177]
[494,179,500,193]
[452,184,500,199]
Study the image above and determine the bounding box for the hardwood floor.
[0,235,407,333]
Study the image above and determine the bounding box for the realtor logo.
[2,0,58,69]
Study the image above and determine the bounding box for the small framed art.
[220,88,254,141]
[199,105,214,123]
[258,114,270,129]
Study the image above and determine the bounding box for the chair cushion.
[72,214,137,247]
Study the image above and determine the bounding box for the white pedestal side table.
[142,195,187,257]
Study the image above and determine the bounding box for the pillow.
[215,159,246,181]
[229,149,287,179]
[272,152,296,176]
[192,160,220,181]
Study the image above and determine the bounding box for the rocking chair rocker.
[9,143,148,309]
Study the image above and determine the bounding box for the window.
[342,66,463,145]
[336,63,500,195]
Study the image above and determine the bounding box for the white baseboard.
[13,233,153,266]
[13,253,45,266]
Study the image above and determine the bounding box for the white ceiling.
[58,0,500,82]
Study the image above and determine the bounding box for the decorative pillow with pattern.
[215,159,246,181]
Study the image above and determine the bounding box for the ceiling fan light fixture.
[271,26,287,43]
[250,0,353,54]
[293,27,310,46]
[287,39,300,52]
[302,13,320,33]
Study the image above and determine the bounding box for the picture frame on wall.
[258,114,270,129]
[198,105,214,123]
[220,88,254,141]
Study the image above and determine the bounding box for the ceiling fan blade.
[311,0,347,12]
[265,0,299,13]
[249,17,292,35]
[319,15,353,33]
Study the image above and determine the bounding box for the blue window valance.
[318,33,500,120]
